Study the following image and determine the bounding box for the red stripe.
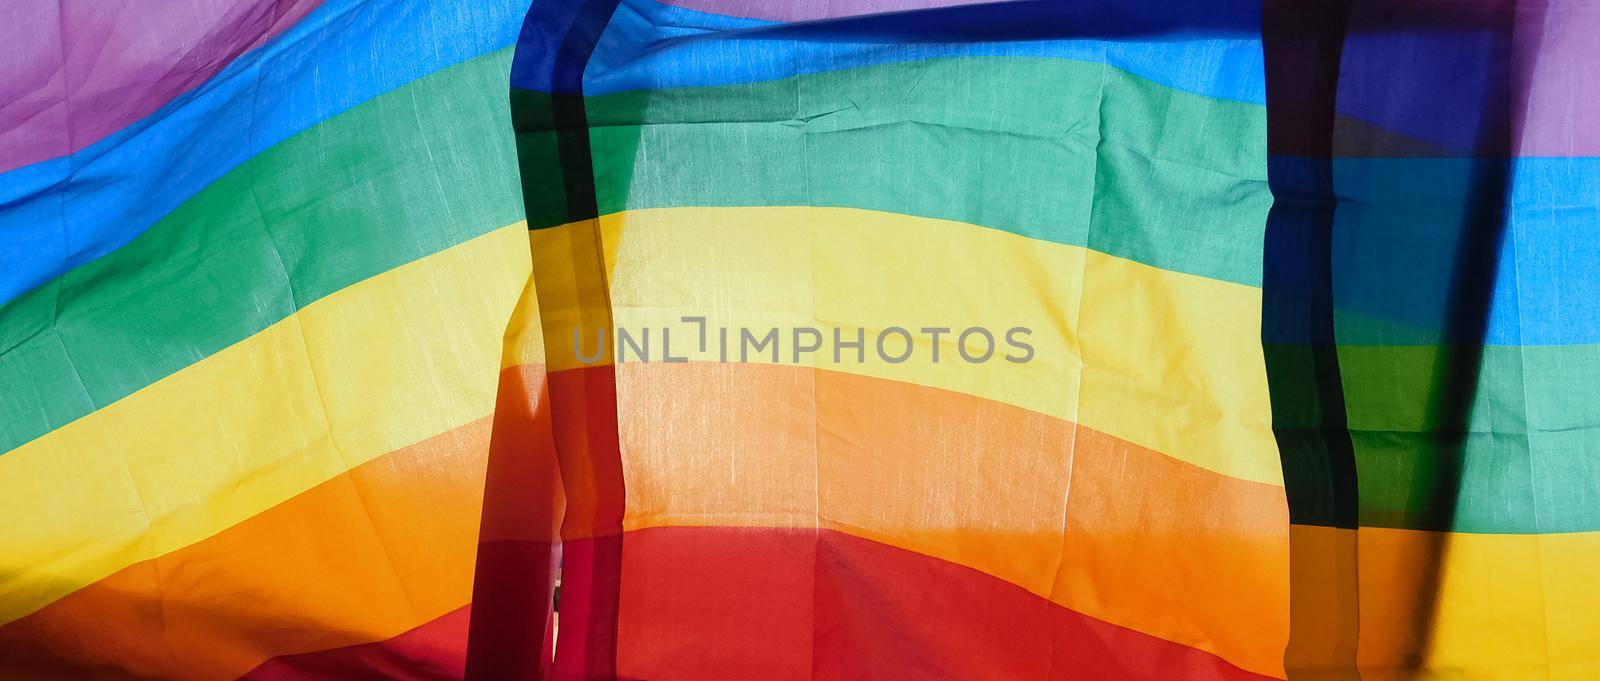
[467,365,561,681]
[466,360,634,681]
[546,366,627,680]
[466,541,559,681]
[239,606,471,681]
[612,526,1279,681]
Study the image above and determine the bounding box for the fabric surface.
[4,0,1598,680]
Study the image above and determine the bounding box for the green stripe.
[0,49,523,454]
[1340,343,1600,534]
[515,56,1272,287]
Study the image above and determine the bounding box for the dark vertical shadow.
[529,3,631,680]
[1264,0,1525,676]
[1380,2,1514,665]
[466,371,565,681]
[469,2,626,681]
[1260,2,1361,678]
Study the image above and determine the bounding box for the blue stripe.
[0,0,528,305]
[1265,155,1600,346]
[513,0,1266,103]
[512,0,627,96]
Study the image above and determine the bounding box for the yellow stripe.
[1292,525,1600,681]
[0,224,530,624]
[499,254,550,370]
[533,206,1281,485]
[1352,527,1600,681]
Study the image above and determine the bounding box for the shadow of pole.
[468,2,627,681]
[1264,0,1527,677]
[1261,2,1361,678]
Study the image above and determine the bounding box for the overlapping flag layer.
[490,0,1291,679]
[0,1,535,678]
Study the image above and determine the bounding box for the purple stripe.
[1289,0,1597,157]
[1332,0,1599,157]
[659,0,999,22]
[1514,1,1600,155]
[0,0,321,174]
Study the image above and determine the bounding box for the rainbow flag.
[5,0,1598,679]
[0,1,534,678]
[481,1,1288,679]
[476,0,1600,680]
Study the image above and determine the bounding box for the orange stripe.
[478,364,562,544]
[601,361,1289,677]
[0,417,494,681]
[1055,426,1289,675]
